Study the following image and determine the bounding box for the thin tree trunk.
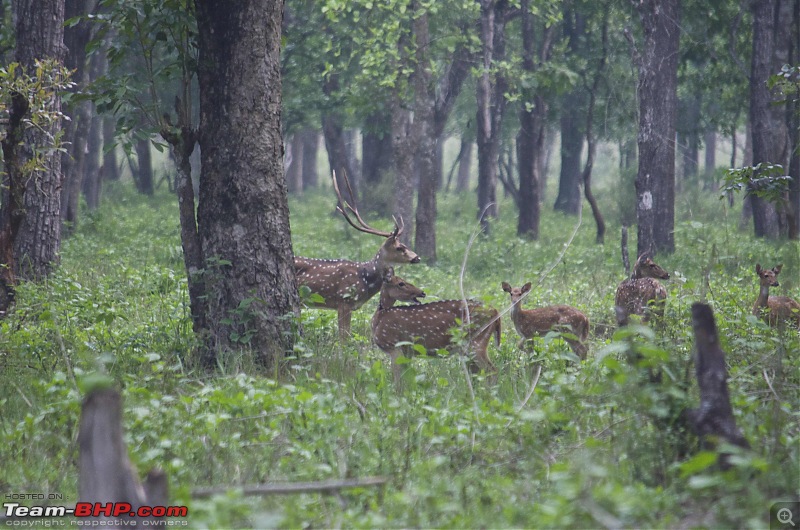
[413,7,436,261]
[456,137,473,192]
[134,136,154,196]
[285,134,303,195]
[362,110,393,185]
[102,116,120,181]
[300,128,319,189]
[83,111,102,209]
[704,130,717,191]
[476,0,509,231]
[322,74,356,206]
[391,101,416,246]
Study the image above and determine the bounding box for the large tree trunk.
[195,0,300,369]
[553,8,585,216]
[413,7,437,262]
[299,128,319,190]
[476,0,509,230]
[790,0,800,240]
[634,0,680,257]
[11,0,66,280]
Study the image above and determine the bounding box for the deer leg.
[338,307,352,340]
[567,339,588,360]
[387,349,405,387]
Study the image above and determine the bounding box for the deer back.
[502,282,589,342]
[615,256,669,325]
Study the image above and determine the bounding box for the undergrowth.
[0,181,797,528]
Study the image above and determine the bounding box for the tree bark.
[634,0,680,257]
[11,0,66,280]
[703,130,716,191]
[749,0,787,239]
[195,0,300,369]
[413,7,437,262]
[391,98,416,247]
[82,49,105,210]
[476,0,509,231]
[362,109,393,186]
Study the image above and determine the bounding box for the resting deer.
[614,254,670,326]
[295,173,420,339]
[753,264,800,329]
[501,282,589,359]
[372,270,500,382]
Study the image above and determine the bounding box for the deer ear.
[522,282,532,293]
[501,282,511,293]
[774,264,783,274]
[756,264,762,274]
[383,267,394,282]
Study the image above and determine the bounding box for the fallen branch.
[191,477,389,499]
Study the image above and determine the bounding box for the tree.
[748,0,788,239]
[194,0,300,368]
[630,0,681,257]
[476,0,510,231]
[10,0,67,280]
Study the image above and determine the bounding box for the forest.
[0,0,798,528]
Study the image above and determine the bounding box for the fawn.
[753,264,800,329]
[372,271,500,382]
[501,282,590,359]
[614,254,670,326]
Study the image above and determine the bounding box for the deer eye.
[398,282,406,287]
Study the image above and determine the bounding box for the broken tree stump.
[78,388,168,526]
[685,303,750,467]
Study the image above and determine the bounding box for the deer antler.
[332,171,398,238]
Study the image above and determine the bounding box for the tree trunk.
[553,7,585,216]
[322,74,356,206]
[391,100,416,247]
[195,0,300,369]
[82,48,106,210]
[703,130,716,191]
[285,134,303,195]
[134,136,154,196]
[11,0,66,280]
[634,0,680,257]
[362,110,393,185]
[476,0,509,231]
[413,7,437,262]
[102,116,121,181]
[300,128,319,189]
[749,0,787,239]
[60,0,95,233]
[456,137,473,192]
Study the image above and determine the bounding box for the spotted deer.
[753,264,800,329]
[371,270,500,382]
[295,173,420,339]
[501,282,589,359]
[614,254,670,326]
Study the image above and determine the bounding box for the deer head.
[756,263,781,287]
[632,254,670,280]
[379,268,426,309]
[333,171,420,265]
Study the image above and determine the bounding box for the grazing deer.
[295,174,420,339]
[371,270,500,382]
[614,254,670,326]
[753,264,800,329]
[501,282,590,359]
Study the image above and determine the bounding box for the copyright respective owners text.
[772,500,800,530]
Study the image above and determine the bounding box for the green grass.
[0,180,797,528]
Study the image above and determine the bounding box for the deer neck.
[378,290,398,311]
[754,285,771,311]
[357,259,384,298]
[510,299,523,323]
[631,268,643,280]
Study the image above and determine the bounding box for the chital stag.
[753,264,800,329]
[295,173,420,339]
[614,254,670,326]
[371,270,500,382]
[501,282,590,359]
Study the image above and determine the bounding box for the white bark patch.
[640,190,653,211]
